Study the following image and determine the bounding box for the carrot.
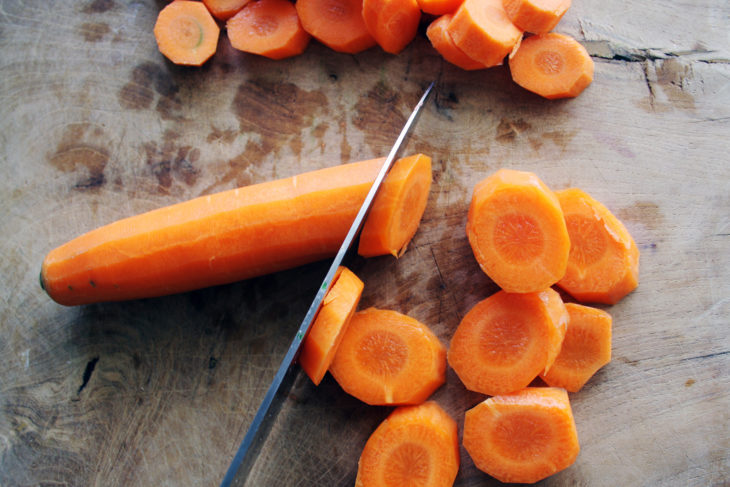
[154,1,220,66]
[448,288,568,396]
[329,308,446,405]
[299,266,364,385]
[446,0,523,68]
[426,14,487,71]
[226,0,311,60]
[295,0,376,54]
[203,0,251,20]
[358,154,432,258]
[556,188,639,304]
[463,387,580,484]
[509,32,594,99]
[466,168,570,293]
[503,0,571,34]
[540,303,612,392]
[355,401,459,487]
[361,0,422,54]
[417,0,463,16]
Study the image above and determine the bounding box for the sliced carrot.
[226,0,311,60]
[417,0,463,16]
[466,168,570,293]
[154,1,220,66]
[295,0,376,54]
[509,32,594,99]
[203,0,251,20]
[329,308,446,405]
[556,188,639,304]
[446,0,523,68]
[426,14,487,71]
[358,154,432,258]
[503,0,570,34]
[541,303,612,392]
[448,288,568,396]
[355,401,459,487]
[362,0,422,54]
[463,387,580,484]
[299,266,364,385]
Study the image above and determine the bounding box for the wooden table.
[1,1,728,485]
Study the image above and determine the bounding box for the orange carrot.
[154,1,220,66]
[361,0,422,54]
[329,308,446,405]
[203,0,251,20]
[448,288,568,396]
[446,0,523,68]
[355,401,459,487]
[417,0,463,16]
[226,0,311,60]
[503,0,571,34]
[295,0,376,54]
[466,168,570,293]
[358,154,432,258]
[556,188,639,304]
[509,32,594,99]
[426,14,487,71]
[463,387,580,484]
[299,266,364,385]
[541,303,612,392]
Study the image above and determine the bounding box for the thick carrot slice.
[154,1,220,66]
[541,303,612,392]
[226,0,311,60]
[358,154,432,258]
[295,0,376,54]
[355,401,459,487]
[299,266,364,385]
[463,387,580,484]
[329,308,446,405]
[556,188,639,304]
[448,288,568,396]
[203,0,251,20]
[446,0,523,68]
[509,32,594,99]
[426,14,487,71]
[466,168,570,293]
[417,0,463,16]
[362,0,421,54]
[503,0,571,34]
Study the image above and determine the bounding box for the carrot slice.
[299,266,364,385]
[417,0,463,16]
[463,387,580,484]
[154,1,220,66]
[355,401,459,487]
[509,32,594,99]
[295,0,376,54]
[358,154,432,258]
[466,168,570,293]
[426,14,487,71]
[226,0,311,60]
[203,0,251,20]
[540,303,612,392]
[503,0,571,34]
[448,288,568,396]
[556,188,639,304]
[362,0,422,54]
[446,0,523,68]
[330,308,446,405]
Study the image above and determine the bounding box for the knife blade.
[220,81,435,487]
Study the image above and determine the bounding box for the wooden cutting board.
[1,1,728,485]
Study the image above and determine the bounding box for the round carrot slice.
[503,0,571,34]
[203,0,251,20]
[362,0,422,54]
[295,0,376,54]
[154,1,220,66]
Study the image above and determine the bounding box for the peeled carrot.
[154,1,220,66]
[226,0,311,60]
[503,0,571,34]
[299,266,364,385]
[295,0,376,54]
[509,32,594,99]
[417,0,463,16]
[329,308,446,405]
[358,154,432,258]
[541,303,612,392]
[556,188,639,304]
[355,401,459,487]
[426,14,487,71]
[203,0,251,20]
[466,168,570,293]
[361,0,422,54]
[463,387,580,484]
[448,288,568,396]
